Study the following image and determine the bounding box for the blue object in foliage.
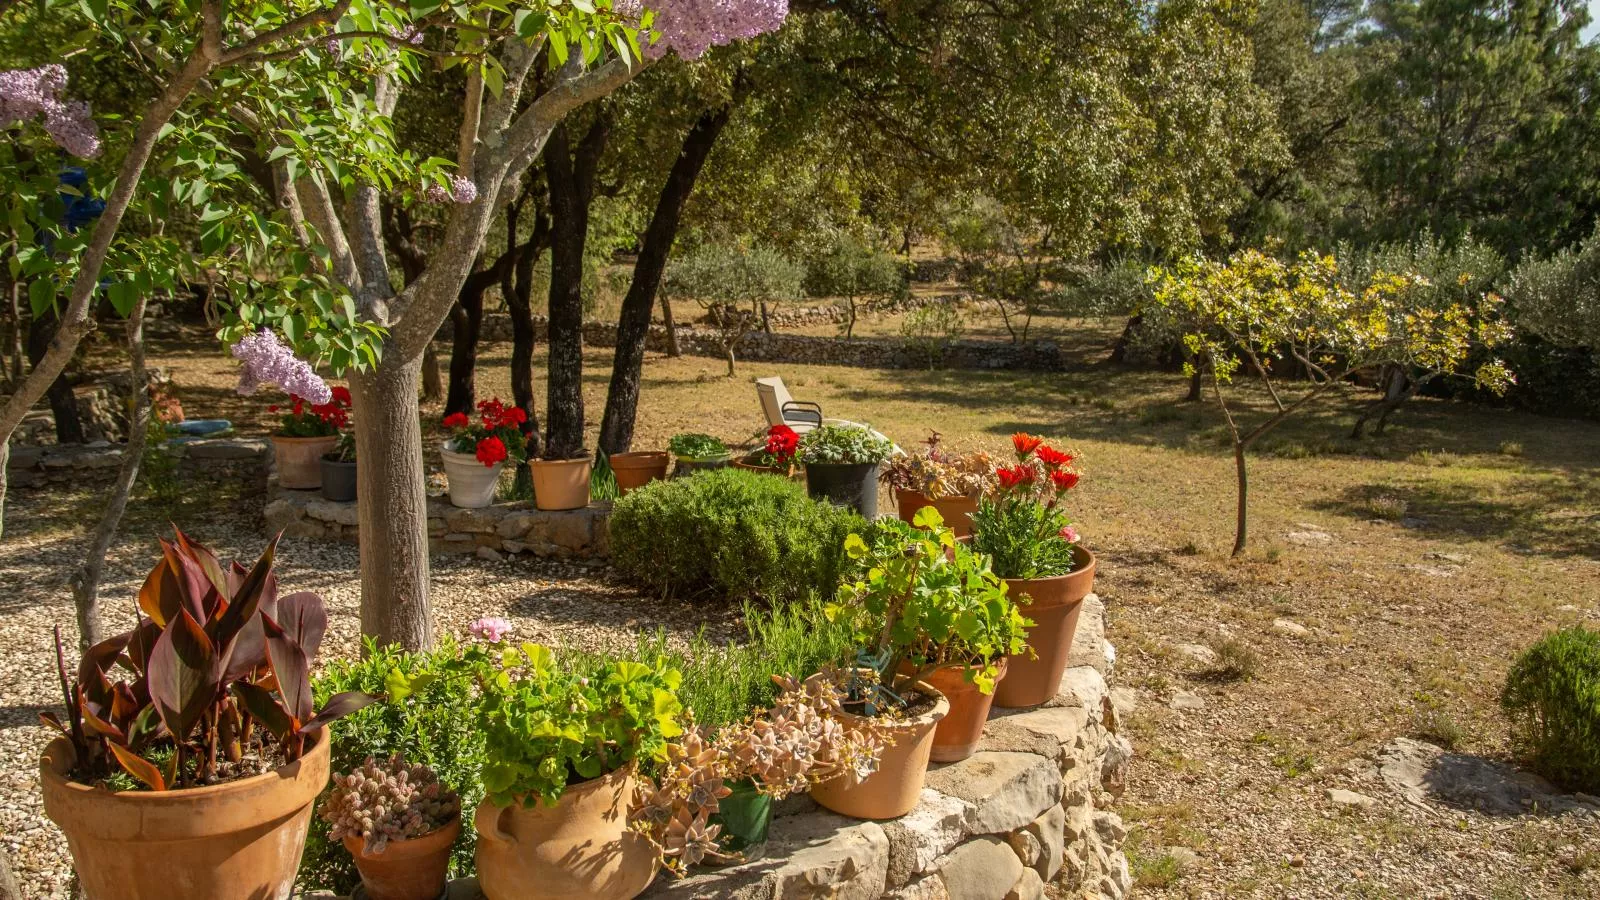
[58,168,106,233]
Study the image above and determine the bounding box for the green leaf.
[28,278,55,317]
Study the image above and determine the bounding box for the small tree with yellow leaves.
[1143,249,1514,556]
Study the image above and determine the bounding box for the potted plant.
[322,755,463,900]
[799,424,895,517]
[669,432,732,476]
[880,431,995,537]
[389,643,677,900]
[440,399,527,509]
[529,446,593,511]
[630,670,888,872]
[833,508,1030,764]
[971,433,1096,708]
[271,387,351,490]
[38,530,377,900]
[320,432,358,503]
[608,448,670,495]
[733,424,799,477]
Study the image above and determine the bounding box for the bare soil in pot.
[345,814,461,900]
[807,680,949,820]
[994,545,1096,709]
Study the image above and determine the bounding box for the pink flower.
[231,329,332,404]
[468,616,513,643]
[424,175,477,205]
[0,65,101,158]
[640,0,789,60]
[1059,525,1079,544]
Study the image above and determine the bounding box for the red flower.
[475,436,508,467]
[996,464,1035,490]
[1011,433,1044,459]
[443,412,470,429]
[330,385,352,406]
[1036,445,1074,468]
[1050,469,1079,492]
[267,405,279,413]
[503,406,528,426]
[765,424,800,459]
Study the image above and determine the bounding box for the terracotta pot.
[474,767,658,900]
[530,457,592,511]
[994,545,1097,709]
[894,489,980,537]
[273,434,338,490]
[732,458,790,478]
[608,452,668,495]
[441,447,505,509]
[922,660,1007,763]
[345,814,460,900]
[807,677,948,820]
[40,730,330,900]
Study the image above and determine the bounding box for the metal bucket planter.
[804,462,881,517]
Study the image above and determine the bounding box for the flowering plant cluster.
[270,386,351,438]
[629,669,888,873]
[747,424,799,469]
[468,616,513,643]
[971,433,1084,579]
[232,329,332,405]
[321,754,461,854]
[0,65,101,158]
[442,398,528,468]
[879,431,996,499]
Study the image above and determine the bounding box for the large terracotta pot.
[40,730,330,900]
[474,767,658,900]
[608,452,668,495]
[273,434,338,490]
[441,446,505,509]
[808,677,948,820]
[732,457,791,478]
[923,660,1007,763]
[345,814,460,900]
[530,457,592,511]
[994,546,1097,709]
[894,489,980,537]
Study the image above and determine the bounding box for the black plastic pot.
[706,779,772,864]
[319,456,357,502]
[672,455,731,477]
[804,461,880,517]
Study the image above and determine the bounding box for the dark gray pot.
[319,457,357,503]
[804,461,881,517]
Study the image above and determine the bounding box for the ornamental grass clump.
[879,431,995,499]
[442,398,527,467]
[322,755,461,854]
[971,432,1085,579]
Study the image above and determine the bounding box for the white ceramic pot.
[441,445,504,509]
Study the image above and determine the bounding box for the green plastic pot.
[708,780,771,863]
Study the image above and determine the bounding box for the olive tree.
[1507,228,1600,351]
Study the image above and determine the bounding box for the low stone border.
[263,490,611,559]
[5,437,269,492]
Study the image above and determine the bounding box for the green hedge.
[609,468,865,605]
[1501,627,1600,792]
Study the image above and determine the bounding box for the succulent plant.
[321,754,461,855]
[879,431,996,499]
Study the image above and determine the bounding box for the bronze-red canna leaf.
[146,608,219,740]
[232,681,294,742]
[300,690,381,734]
[108,743,166,792]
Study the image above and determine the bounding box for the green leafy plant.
[609,469,866,605]
[668,432,730,461]
[900,303,967,369]
[830,507,1031,700]
[43,530,376,791]
[1501,627,1600,792]
[325,432,357,464]
[879,431,996,499]
[971,433,1085,579]
[798,424,895,466]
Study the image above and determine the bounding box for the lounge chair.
[755,377,899,449]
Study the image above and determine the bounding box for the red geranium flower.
[1036,445,1073,468]
[475,435,508,467]
[503,406,528,426]
[1050,469,1079,492]
[330,385,352,406]
[443,412,470,429]
[997,464,1035,490]
[1011,433,1044,459]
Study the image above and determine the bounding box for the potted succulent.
[733,424,800,477]
[38,530,377,900]
[799,424,896,517]
[322,755,463,900]
[669,432,732,476]
[630,670,888,872]
[320,432,358,503]
[880,431,995,537]
[833,508,1030,764]
[608,448,670,495]
[271,387,351,490]
[389,643,678,900]
[440,399,528,509]
[972,433,1096,708]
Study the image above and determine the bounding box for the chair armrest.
[781,400,823,429]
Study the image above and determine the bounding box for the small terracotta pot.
[530,457,592,511]
[345,814,461,900]
[732,457,791,478]
[40,730,330,900]
[608,452,668,495]
[441,447,505,509]
[474,766,658,900]
[807,677,948,820]
[994,546,1097,709]
[922,660,1007,763]
[894,489,980,537]
[273,434,339,490]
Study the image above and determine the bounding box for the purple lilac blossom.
[231,329,333,405]
[393,24,424,45]
[424,175,477,205]
[0,65,101,158]
[640,0,788,60]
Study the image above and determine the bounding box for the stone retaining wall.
[5,438,269,492]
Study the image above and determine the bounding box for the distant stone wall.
[5,438,269,492]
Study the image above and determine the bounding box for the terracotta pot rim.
[1003,548,1096,594]
[834,683,950,730]
[488,762,635,812]
[608,451,668,466]
[531,456,593,468]
[344,812,462,862]
[892,487,981,502]
[40,729,327,804]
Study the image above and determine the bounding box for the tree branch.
[217,0,353,65]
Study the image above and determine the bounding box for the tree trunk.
[4,280,22,387]
[421,345,443,403]
[69,291,150,649]
[660,293,680,356]
[26,310,86,444]
[597,104,731,455]
[543,117,609,460]
[444,283,486,416]
[1231,442,1249,557]
[506,218,545,459]
[1186,365,1203,402]
[845,295,857,339]
[349,354,433,651]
